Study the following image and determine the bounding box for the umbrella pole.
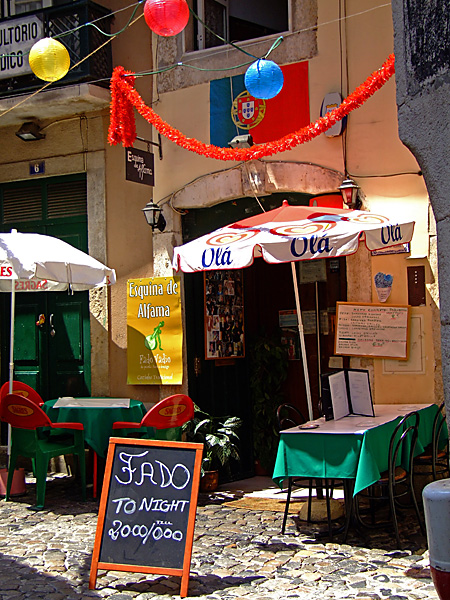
[7,279,15,463]
[291,262,314,421]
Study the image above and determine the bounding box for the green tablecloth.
[43,398,147,458]
[272,404,443,496]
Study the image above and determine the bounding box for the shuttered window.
[3,186,42,223]
[47,179,87,219]
[0,174,87,229]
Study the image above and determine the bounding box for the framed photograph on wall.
[204,270,244,359]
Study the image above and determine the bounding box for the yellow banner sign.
[127,277,183,385]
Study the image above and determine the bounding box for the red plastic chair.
[81,395,194,501]
[0,393,86,510]
[0,381,44,407]
[112,394,195,433]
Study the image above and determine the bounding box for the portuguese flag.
[210,61,310,147]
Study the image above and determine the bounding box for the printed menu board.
[334,302,409,359]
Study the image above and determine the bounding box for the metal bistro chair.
[0,380,44,407]
[0,393,86,510]
[415,401,449,481]
[277,403,333,535]
[352,411,425,548]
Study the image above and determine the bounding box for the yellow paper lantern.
[29,38,70,82]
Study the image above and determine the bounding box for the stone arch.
[170,161,344,211]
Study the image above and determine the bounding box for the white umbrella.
[173,201,415,419]
[0,230,116,456]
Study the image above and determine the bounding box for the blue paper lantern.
[244,59,284,100]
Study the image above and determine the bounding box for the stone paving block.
[0,474,442,600]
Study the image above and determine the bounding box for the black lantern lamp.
[338,177,360,208]
[142,200,166,232]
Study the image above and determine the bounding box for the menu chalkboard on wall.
[89,438,203,597]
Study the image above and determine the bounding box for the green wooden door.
[0,175,90,400]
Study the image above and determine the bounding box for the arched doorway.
[181,192,348,479]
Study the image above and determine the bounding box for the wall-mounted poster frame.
[204,270,244,360]
[334,302,410,360]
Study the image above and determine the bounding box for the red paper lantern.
[144,0,190,37]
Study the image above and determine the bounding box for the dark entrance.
[0,174,90,411]
[182,194,347,480]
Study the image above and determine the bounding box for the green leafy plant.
[249,334,289,473]
[182,405,242,474]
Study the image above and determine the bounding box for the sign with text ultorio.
[127,277,183,385]
[89,438,203,597]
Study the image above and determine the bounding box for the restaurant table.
[43,397,147,458]
[273,403,443,497]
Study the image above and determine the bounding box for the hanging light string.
[0,13,143,119]
[108,54,396,161]
[0,2,388,73]
[0,1,390,119]
[0,0,145,61]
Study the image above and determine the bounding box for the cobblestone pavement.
[0,474,439,600]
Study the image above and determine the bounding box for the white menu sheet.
[348,370,374,416]
[54,397,131,408]
[328,371,349,420]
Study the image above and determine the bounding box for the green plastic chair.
[0,393,86,510]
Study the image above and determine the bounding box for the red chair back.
[141,394,194,429]
[0,393,52,429]
[0,381,44,407]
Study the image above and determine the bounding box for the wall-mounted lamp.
[15,121,45,141]
[338,177,361,208]
[228,134,253,148]
[142,200,166,232]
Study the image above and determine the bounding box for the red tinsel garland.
[108,54,395,161]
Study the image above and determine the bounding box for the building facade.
[0,1,441,475]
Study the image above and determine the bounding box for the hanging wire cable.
[0,1,392,118]
[0,12,143,120]
[189,6,260,59]
[340,0,348,175]
[0,0,145,60]
[179,2,391,65]
[56,0,145,40]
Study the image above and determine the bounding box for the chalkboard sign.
[89,438,203,597]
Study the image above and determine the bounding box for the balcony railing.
[0,0,113,97]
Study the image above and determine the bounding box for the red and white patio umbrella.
[0,230,116,456]
[173,201,415,419]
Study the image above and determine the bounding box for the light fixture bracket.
[15,121,45,141]
[228,134,254,149]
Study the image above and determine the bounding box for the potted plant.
[182,405,242,492]
[249,333,289,474]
